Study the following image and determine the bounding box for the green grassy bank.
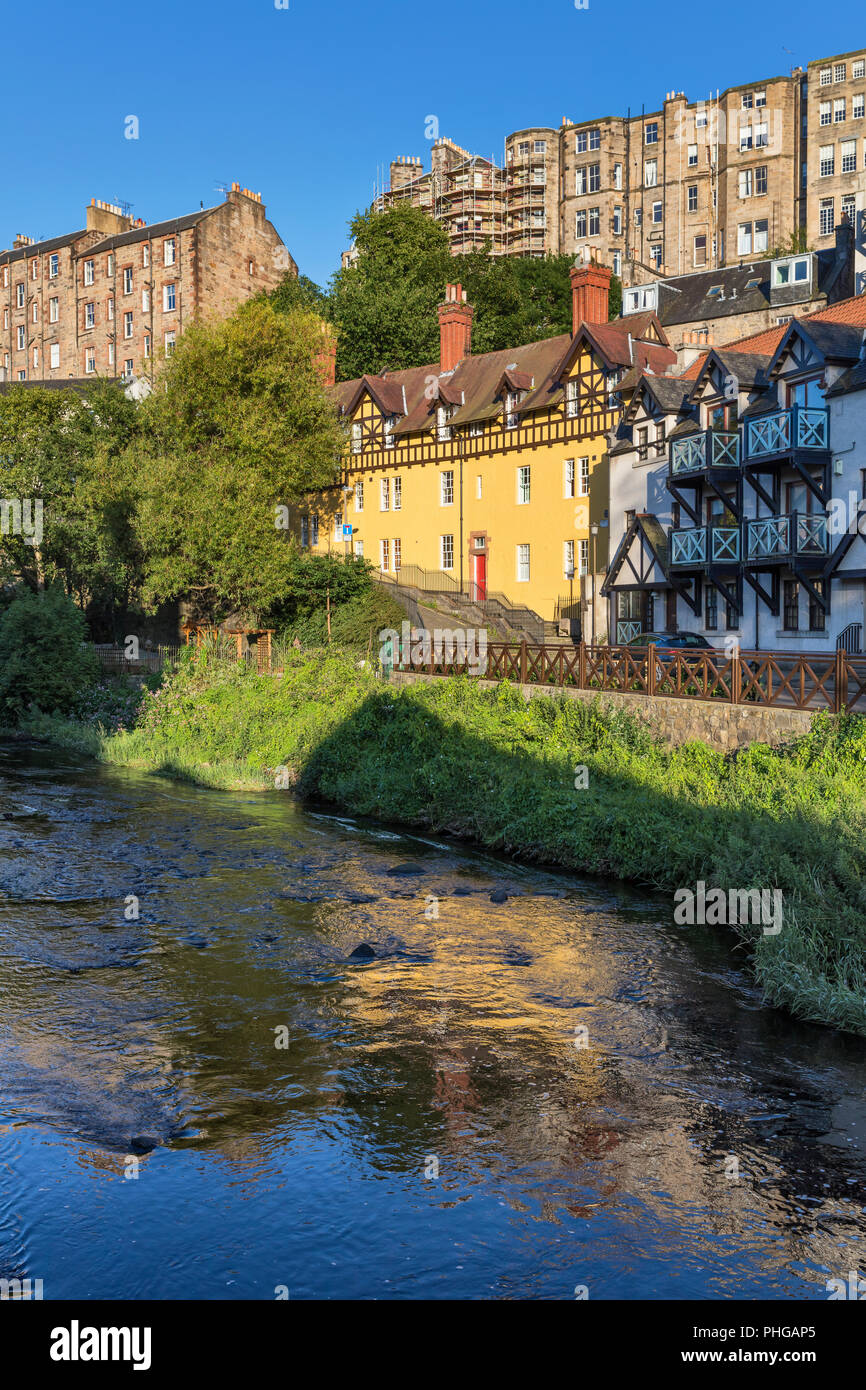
[22,649,866,1037]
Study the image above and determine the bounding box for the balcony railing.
[670,525,741,566]
[671,526,707,565]
[744,405,829,459]
[669,429,739,475]
[745,511,828,561]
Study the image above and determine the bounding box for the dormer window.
[623,284,658,314]
[351,421,362,454]
[505,390,520,429]
[384,414,396,448]
[565,378,579,419]
[436,404,452,441]
[772,255,810,287]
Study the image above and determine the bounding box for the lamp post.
[590,522,599,647]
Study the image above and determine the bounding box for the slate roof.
[85,208,216,255]
[0,228,88,267]
[637,245,844,329]
[334,316,675,439]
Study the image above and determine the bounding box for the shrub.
[0,587,99,723]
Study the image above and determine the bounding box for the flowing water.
[0,741,864,1301]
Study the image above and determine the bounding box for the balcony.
[669,429,739,477]
[745,511,828,563]
[670,524,741,567]
[744,406,829,460]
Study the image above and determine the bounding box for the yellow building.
[302,265,675,635]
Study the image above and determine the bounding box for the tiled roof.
[679,292,866,378]
[335,319,668,440]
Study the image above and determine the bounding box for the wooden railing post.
[731,643,742,704]
[520,639,528,685]
[647,643,656,697]
[578,640,586,690]
[835,646,847,715]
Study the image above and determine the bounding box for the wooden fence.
[89,638,866,714]
[393,641,866,714]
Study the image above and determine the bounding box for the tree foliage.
[303,204,622,381]
[0,586,99,723]
[133,299,346,623]
[0,380,142,633]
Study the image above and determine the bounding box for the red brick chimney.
[570,259,612,333]
[438,283,473,373]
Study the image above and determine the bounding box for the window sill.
[776,629,828,639]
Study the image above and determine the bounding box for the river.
[1,741,864,1300]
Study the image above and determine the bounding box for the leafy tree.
[134,298,346,623]
[0,380,143,633]
[322,205,622,380]
[268,272,331,319]
[0,586,99,723]
[328,205,452,380]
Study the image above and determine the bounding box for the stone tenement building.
[0,184,295,385]
[373,44,866,289]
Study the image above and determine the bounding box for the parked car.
[624,631,715,654]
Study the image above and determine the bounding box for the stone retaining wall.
[388,670,815,750]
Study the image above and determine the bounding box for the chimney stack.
[570,256,612,334]
[438,283,473,373]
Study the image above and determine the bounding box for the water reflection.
[0,742,864,1300]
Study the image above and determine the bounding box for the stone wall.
[388,669,814,750]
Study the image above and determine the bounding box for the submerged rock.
[349,943,376,959]
[387,863,425,877]
[130,1135,160,1154]
[489,889,509,904]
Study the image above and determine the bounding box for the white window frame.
[563,458,575,498]
[440,470,454,506]
[516,544,530,583]
[516,466,531,505]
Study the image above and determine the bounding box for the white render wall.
[606,379,866,653]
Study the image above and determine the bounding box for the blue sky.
[1,1,860,286]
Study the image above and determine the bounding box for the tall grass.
[22,650,866,1036]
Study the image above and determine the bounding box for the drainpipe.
[458,429,464,595]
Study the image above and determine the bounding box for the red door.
[472,552,487,601]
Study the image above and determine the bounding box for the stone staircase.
[374,570,567,645]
